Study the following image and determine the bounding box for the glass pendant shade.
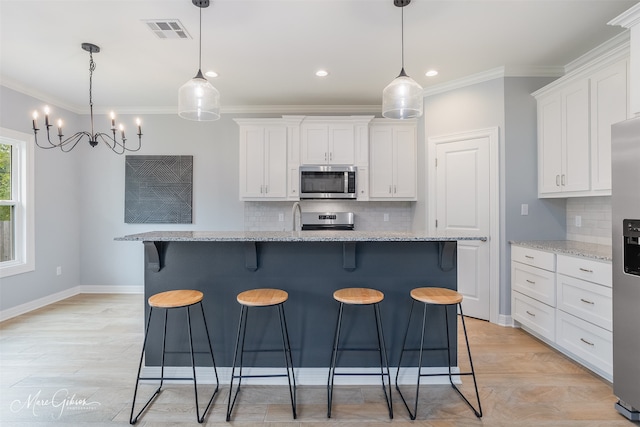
[382,68,423,119]
[178,70,220,121]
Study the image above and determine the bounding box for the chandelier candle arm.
[30,42,143,154]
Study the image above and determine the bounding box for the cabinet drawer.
[512,262,556,306]
[556,310,612,378]
[557,274,612,331]
[511,246,555,271]
[512,292,555,341]
[556,254,611,286]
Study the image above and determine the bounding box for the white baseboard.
[139,366,462,386]
[497,314,514,327]
[80,285,143,294]
[0,285,81,322]
[0,285,143,322]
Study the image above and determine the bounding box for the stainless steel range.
[301,212,354,231]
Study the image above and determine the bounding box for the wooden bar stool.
[395,287,482,420]
[327,287,393,419]
[226,288,296,421]
[130,289,219,424]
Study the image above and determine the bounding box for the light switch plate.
[521,204,528,216]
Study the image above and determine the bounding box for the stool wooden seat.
[410,287,463,305]
[328,287,392,419]
[130,289,219,424]
[149,289,203,308]
[396,286,482,420]
[227,288,296,421]
[333,287,384,305]
[237,288,288,306]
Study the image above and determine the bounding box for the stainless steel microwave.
[299,166,357,199]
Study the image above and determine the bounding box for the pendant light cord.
[401,5,405,70]
[198,5,202,72]
[88,51,96,136]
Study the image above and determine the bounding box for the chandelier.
[382,0,423,119]
[31,43,142,154]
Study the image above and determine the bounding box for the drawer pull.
[579,268,593,273]
[580,298,595,305]
[526,310,536,317]
[526,279,536,284]
[580,338,594,346]
[525,255,534,259]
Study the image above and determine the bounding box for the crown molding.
[608,2,640,28]
[564,31,630,74]
[1,76,84,114]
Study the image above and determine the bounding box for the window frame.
[0,128,35,278]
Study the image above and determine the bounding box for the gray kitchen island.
[116,230,486,383]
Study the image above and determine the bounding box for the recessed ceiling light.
[425,70,439,77]
[315,70,329,77]
[205,70,218,78]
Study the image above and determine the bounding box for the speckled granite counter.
[116,230,487,242]
[509,240,612,262]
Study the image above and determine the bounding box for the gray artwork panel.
[125,155,193,224]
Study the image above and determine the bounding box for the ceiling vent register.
[144,20,191,39]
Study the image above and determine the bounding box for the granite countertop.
[510,240,612,262]
[116,230,487,242]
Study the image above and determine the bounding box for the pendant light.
[382,0,423,119]
[178,0,220,121]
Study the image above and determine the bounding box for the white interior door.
[428,128,499,321]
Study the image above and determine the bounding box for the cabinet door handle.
[260,185,263,194]
[526,279,536,284]
[389,185,392,194]
[526,310,536,317]
[525,255,534,259]
[330,152,333,161]
[561,174,566,186]
[265,185,268,194]
[579,268,593,273]
[556,175,560,186]
[324,152,328,161]
[580,298,595,305]
[394,185,397,194]
[580,338,594,346]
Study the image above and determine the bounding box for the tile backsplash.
[244,201,412,231]
[566,196,611,245]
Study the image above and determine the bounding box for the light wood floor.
[0,293,635,426]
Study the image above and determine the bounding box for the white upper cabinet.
[369,121,417,200]
[534,49,629,198]
[301,122,355,165]
[237,120,288,200]
[590,59,628,191]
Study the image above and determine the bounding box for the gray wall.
[0,86,82,311]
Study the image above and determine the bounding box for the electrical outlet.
[521,204,529,216]
[575,215,582,227]
[383,213,389,222]
[278,213,284,222]
[56,266,62,276]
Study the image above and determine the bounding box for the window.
[0,128,34,277]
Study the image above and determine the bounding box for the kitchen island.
[116,231,486,383]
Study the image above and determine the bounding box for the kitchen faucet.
[292,202,302,231]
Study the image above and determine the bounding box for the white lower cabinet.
[511,245,612,381]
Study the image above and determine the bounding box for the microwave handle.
[344,172,348,193]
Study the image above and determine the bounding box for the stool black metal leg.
[395,300,415,388]
[130,307,157,424]
[395,301,427,420]
[186,303,219,423]
[453,305,483,418]
[327,302,344,418]
[277,304,297,419]
[226,305,248,422]
[373,303,393,419]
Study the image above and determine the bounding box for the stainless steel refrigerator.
[612,115,640,421]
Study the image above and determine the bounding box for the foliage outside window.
[0,128,34,278]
